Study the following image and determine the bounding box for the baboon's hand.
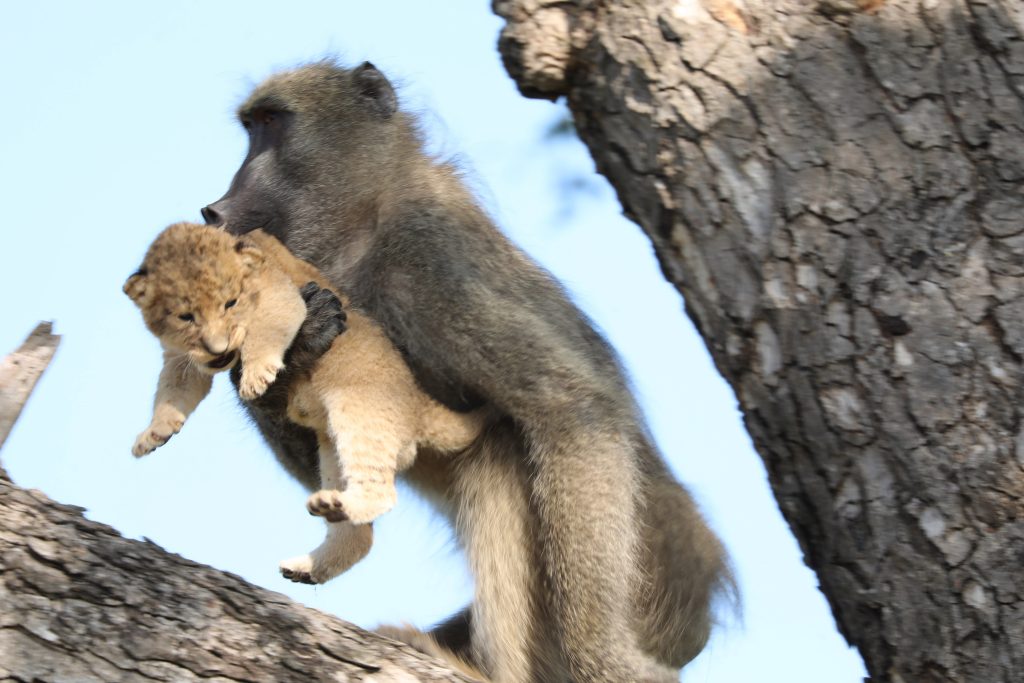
[286,283,347,375]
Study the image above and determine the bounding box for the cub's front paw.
[279,554,318,584]
[131,417,184,457]
[238,358,284,400]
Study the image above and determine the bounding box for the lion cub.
[125,222,483,584]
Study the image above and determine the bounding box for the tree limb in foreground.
[0,472,477,682]
[0,324,474,682]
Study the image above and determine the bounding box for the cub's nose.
[201,204,226,227]
[201,339,229,356]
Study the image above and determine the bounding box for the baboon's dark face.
[202,61,399,248]
[202,106,292,240]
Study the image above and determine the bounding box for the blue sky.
[0,2,865,680]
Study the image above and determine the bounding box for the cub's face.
[125,223,264,374]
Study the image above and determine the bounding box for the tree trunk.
[494,1,1024,681]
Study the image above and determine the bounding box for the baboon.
[202,60,732,683]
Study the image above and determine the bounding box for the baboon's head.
[124,223,264,373]
[202,60,403,248]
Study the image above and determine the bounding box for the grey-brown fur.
[203,60,733,683]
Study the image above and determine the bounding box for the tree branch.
[0,322,60,454]
[0,323,474,682]
[0,476,477,682]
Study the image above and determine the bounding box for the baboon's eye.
[178,313,195,322]
[244,109,276,129]
[225,299,237,309]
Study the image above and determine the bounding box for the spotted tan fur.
[125,222,485,584]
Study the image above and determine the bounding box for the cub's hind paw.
[279,555,318,584]
[307,487,395,525]
[131,418,184,457]
[238,358,284,400]
[306,489,349,523]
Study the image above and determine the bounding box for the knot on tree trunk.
[493,0,590,99]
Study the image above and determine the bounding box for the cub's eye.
[178,313,195,322]
[225,299,237,309]
[241,119,252,130]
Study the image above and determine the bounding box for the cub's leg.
[237,279,307,401]
[278,519,373,584]
[132,351,212,457]
[306,387,413,525]
[280,440,373,584]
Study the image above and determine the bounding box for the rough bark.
[0,471,476,682]
[0,328,474,681]
[495,1,1024,682]
[0,322,60,453]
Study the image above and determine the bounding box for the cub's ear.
[353,61,397,119]
[123,268,148,303]
[234,238,265,269]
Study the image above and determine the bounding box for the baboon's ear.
[353,61,397,119]
[123,268,148,303]
[234,238,265,269]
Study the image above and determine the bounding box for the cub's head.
[124,222,265,373]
